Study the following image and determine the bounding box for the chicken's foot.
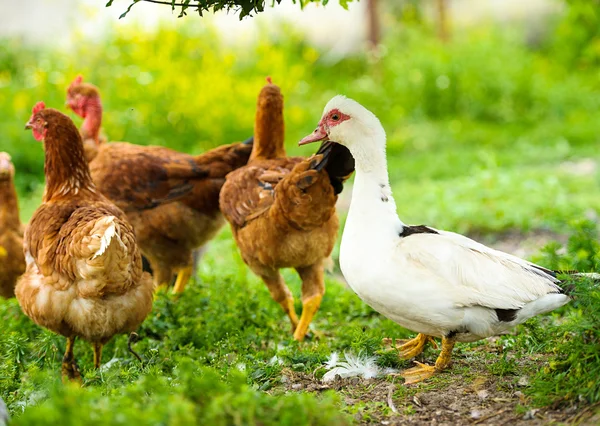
[293,264,325,341]
[293,294,323,341]
[401,336,455,384]
[61,336,81,382]
[172,266,193,294]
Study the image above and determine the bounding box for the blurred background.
[1,0,599,240]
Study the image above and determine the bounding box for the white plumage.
[299,95,597,383]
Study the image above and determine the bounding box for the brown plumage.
[0,152,25,298]
[66,76,254,292]
[219,80,354,341]
[17,103,153,380]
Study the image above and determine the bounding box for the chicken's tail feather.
[194,140,253,176]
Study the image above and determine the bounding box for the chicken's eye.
[331,113,340,121]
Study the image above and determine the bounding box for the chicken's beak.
[299,125,328,146]
[24,121,32,130]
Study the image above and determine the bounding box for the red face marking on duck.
[298,108,351,146]
[322,108,351,129]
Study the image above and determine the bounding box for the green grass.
[1,7,600,424]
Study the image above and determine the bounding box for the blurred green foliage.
[13,362,348,425]
[552,0,600,68]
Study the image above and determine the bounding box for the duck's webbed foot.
[401,336,455,384]
[383,333,438,359]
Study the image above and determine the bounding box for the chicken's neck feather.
[0,179,21,229]
[250,86,285,161]
[81,96,102,145]
[43,115,96,202]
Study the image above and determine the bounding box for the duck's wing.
[396,227,563,311]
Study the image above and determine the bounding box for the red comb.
[33,101,46,114]
[266,76,273,84]
[68,75,83,91]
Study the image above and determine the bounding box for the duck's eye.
[331,113,340,121]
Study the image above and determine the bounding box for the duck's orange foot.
[382,334,438,359]
[401,361,437,384]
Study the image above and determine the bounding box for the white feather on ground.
[322,352,397,382]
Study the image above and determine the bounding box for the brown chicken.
[66,75,254,292]
[219,79,354,341]
[17,102,154,380]
[66,75,106,162]
[0,152,25,298]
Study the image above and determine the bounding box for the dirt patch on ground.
[278,341,598,425]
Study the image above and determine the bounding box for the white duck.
[299,95,598,384]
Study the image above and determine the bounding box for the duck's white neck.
[344,142,405,239]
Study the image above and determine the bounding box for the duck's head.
[299,96,386,163]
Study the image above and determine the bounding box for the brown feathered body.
[222,157,339,271]
[66,77,253,289]
[0,153,25,298]
[16,108,153,345]
[90,141,252,287]
[219,82,354,340]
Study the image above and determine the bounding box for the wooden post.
[367,0,380,49]
[436,0,450,42]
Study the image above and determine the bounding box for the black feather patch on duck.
[399,225,439,238]
[315,141,355,195]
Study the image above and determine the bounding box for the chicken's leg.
[382,334,438,359]
[92,342,103,369]
[401,336,456,384]
[61,336,81,382]
[293,264,325,341]
[153,263,173,294]
[172,265,193,294]
[258,269,299,332]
